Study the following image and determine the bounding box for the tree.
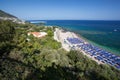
[47,30,53,37]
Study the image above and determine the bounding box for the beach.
[54,28,103,64]
[54,28,120,70]
[45,20,120,55]
[29,20,120,70]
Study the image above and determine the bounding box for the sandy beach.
[54,28,103,64]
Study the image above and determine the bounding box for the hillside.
[0,20,120,80]
[0,10,25,24]
[0,10,17,18]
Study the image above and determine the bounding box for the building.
[28,32,47,38]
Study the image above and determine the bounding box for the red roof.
[28,32,40,37]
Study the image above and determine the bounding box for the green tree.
[47,30,53,37]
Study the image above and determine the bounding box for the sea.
[28,20,120,55]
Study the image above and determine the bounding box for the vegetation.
[0,20,120,80]
[0,20,16,54]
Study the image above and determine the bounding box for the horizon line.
[26,19,120,21]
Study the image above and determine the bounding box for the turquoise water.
[28,20,120,55]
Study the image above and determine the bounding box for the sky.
[0,0,120,20]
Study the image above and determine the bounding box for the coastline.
[54,27,120,70]
[31,20,120,55]
[58,27,120,55]
[77,33,120,56]
[54,28,103,64]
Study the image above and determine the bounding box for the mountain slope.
[0,10,17,18]
[0,10,25,24]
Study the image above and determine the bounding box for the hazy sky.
[0,0,120,20]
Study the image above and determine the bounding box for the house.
[28,32,47,38]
